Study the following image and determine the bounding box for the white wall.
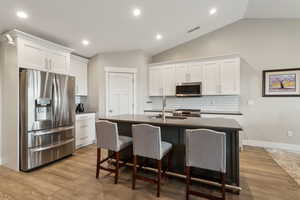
[88,50,149,116]
[152,19,300,147]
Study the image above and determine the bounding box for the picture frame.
[262,68,300,97]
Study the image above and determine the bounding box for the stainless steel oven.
[175,82,202,97]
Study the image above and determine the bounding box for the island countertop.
[98,114,242,131]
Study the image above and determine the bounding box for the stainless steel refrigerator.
[19,69,75,171]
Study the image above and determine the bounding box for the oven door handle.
[31,126,74,137]
[30,138,74,152]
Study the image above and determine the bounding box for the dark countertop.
[144,109,243,116]
[99,114,242,131]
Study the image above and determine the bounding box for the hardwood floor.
[0,145,299,200]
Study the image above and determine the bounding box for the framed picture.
[262,68,300,97]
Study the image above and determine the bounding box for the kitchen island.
[98,114,242,191]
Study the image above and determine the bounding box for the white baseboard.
[243,140,300,152]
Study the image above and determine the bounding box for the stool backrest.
[132,124,161,160]
[186,129,226,173]
[96,120,119,151]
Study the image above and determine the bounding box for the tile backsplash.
[149,96,240,111]
[75,96,88,105]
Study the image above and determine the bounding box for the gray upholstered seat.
[95,120,133,184]
[132,124,172,160]
[119,136,132,150]
[185,128,227,200]
[161,141,172,157]
[131,124,173,197]
[185,129,226,173]
[96,120,132,152]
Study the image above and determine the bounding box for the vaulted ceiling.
[0,0,299,58]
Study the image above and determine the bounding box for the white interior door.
[107,72,134,116]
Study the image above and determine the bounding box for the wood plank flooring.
[0,145,299,200]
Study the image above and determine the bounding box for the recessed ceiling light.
[133,8,141,17]
[209,8,217,15]
[82,39,90,46]
[156,34,163,40]
[16,11,28,19]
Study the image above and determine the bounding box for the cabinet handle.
[218,84,222,94]
[80,136,89,140]
[49,59,52,70]
[45,58,48,69]
[186,73,191,82]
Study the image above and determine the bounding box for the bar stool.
[131,124,173,197]
[95,120,132,184]
[185,129,226,200]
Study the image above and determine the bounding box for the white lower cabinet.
[75,113,96,149]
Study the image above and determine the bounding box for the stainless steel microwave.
[175,82,202,97]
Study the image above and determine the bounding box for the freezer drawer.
[27,126,74,148]
[24,139,74,171]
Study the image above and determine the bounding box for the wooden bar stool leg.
[186,166,190,200]
[168,149,173,171]
[157,160,162,197]
[115,151,120,184]
[96,148,101,178]
[132,155,137,190]
[221,172,226,200]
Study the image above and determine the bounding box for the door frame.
[104,66,137,116]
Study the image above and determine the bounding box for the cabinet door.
[88,116,96,142]
[49,51,70,74]
[70,56,88,96]
[203,62,220,95]
[149,67,164,96]
[18,39,48,70]
[220,59,240,95]
[188,62,203,82]
[163,65,175,96]
[174,64,188,85]
[75,119,90,148]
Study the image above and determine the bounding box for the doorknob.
[109,109,113,113]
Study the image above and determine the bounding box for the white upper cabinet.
[18,38,49,71]
[175,64,188,85]
[188,62,203,82]
[149,57,240,97]
[149,67,164,96]
[11,30,73,74]
[70,55,88,96]
[174,62,203,84]
[203,61,221,95]
[220,58,240,95]
[162,65,175,96]
[48,50,70,74]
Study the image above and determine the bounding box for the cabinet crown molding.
[3,29,74,53]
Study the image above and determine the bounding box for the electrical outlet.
[287,131,293,137]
